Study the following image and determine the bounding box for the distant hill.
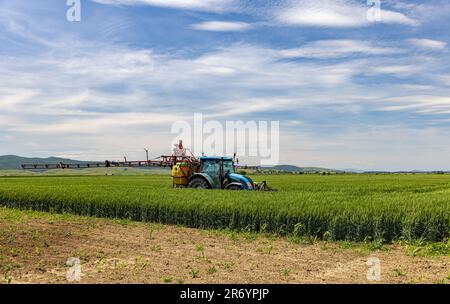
[264,165,341,173]
[0,155,93,170]
[337,168,366,173]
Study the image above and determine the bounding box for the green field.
[0,174,448,242]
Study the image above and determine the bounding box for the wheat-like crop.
[0,174,448,242]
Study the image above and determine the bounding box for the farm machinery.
[21,141,276,191]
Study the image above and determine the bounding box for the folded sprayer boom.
[21,156,196,170]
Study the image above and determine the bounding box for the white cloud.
[369,65,422,76]
[396,84,435,91]
[275,0,417,27]
[407,38,447,50]
[380,9,417,25]
[278,40,402,59]
[0,44,357,130]
[0,89,39,110]
[0,42,441,127]
[378,95,450,116]
[10,112,188,134]
[387,1,450,27]
[91,0,236,12]
[191,21,252,32]
[276,1,366,27]
[58,48,156,79]
[90,0,418,28]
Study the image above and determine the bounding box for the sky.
[0,0,450,170]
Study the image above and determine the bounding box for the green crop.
[0,174,448,242]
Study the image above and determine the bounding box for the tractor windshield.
[203,160,220,176]
[223,160,235,174]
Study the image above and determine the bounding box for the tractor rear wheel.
[188,177,211,189]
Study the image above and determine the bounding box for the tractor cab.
[201,157,233,188]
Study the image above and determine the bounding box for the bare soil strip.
[0,207,448,284]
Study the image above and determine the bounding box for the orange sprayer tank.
[171,162,191,186]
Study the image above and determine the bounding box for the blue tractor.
[182,156,274,191]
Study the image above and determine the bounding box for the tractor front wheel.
[225,184,243,191]
[188,177,211,189]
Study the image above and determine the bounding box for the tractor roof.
[200,156,233,161]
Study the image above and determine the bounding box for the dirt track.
[0,207,448,284]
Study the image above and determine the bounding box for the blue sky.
[1,0,450,170]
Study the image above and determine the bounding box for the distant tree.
[238,170,247,175]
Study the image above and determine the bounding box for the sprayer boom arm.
[21,155,198,170]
